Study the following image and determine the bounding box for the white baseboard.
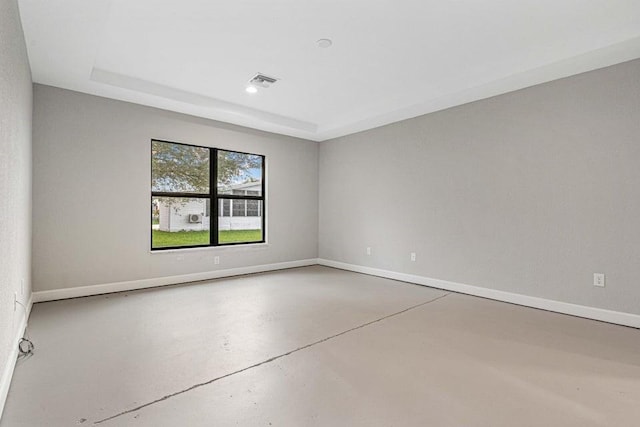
[31,258,640,329]
[318,259,640,329]
[0,295,33,421]
[32,259,319,303]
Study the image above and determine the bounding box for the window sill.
[150,242,270,254]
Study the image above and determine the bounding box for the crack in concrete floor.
[93,292,450,425]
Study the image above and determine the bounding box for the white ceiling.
[18,0,640,141]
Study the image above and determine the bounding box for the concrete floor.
[2,266,640,426]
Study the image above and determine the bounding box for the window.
[247,200,260,217]
[220,199,231,217]
[151,140,265,249]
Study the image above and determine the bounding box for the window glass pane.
[217,150,262,196]
[218,199,263,244]
[152,197,210,248]
[152,141,210,193]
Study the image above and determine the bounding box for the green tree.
[151,141,261,192]
[216,150,262,187]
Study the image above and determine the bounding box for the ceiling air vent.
[249,73,278,88]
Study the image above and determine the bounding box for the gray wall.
[0,0,32,406]
[319,59,640,315]
[32,85,318,292]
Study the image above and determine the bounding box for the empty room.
[1,0,640,425]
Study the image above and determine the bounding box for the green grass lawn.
[152,229,262,248]
[219,229,263,243]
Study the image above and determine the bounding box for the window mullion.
[211,147,218,246]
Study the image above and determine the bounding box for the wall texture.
[319,59,640,315]
[0,0,32,414]
[32,85,318,292]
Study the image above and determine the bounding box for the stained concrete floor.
[2,266,640,426]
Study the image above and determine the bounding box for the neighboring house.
[157,181,262,232]
[158,198,211,232]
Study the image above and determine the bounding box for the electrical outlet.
[214,256,220,265]
[593,273,605,287]
[366,247,371,256]
[410,252,416,262]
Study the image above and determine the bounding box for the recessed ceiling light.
[317,38,332,48]
[246,85,257,94]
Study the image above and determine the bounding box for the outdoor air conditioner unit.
[188,214,203,223]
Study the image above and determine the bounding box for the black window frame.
[151,139,266,250]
